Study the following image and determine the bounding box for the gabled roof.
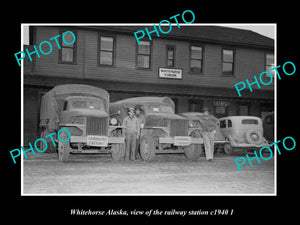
[86,25,274,49]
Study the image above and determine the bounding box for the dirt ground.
[22,151,275,195]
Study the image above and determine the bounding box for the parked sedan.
[218,116,269,154]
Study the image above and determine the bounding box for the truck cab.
[39,84,125,161]
[110,97,203,161]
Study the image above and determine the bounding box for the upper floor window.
[222,49,234,75]
[99,35,115,66]
[166,45,175,67]
[189,45,203,73]
[260,53,274,83]
[265,53,274,72]
[59,30,77,64]
[137,41,151,69]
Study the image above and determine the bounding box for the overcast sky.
[218,24,275,39]
[23,24,275,45]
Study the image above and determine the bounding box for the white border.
[20,23,277,196]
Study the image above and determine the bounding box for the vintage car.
[179,112,228,153]
[218,116,269,154]
[263,112,274,143]
[39,84,125,162]
[110,97,203,161]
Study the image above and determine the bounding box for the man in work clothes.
[122,107,139,161]
[135,106,145,159]
[198,107,218,162]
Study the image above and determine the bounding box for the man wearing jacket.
[198,107,218,162]
[122,107,139,161]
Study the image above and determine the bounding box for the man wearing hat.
[135,105,145,159]
[122,107,139,161]
[198,107,218,162]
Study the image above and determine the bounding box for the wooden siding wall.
[26,27,273,90]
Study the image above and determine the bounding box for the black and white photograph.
[4,6,298,223]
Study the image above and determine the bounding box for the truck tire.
[57,140,70,162]
[184,144,202,161]
[140,135,156,161]
[223,143,234,155]
[111,144,125,161]
[57,128,70,162]
[40,129,57,153]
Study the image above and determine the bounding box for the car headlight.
[110,117,118,126]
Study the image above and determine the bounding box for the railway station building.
[23,25,274,143]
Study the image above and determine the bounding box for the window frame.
[189,44,204,74]
[221,48,235,76]
[263,52,275,82]
[166,45,176,68]
[58,29,77,65]
[97,33,116,67]
[136,40,152,70]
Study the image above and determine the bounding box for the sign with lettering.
[158,67,182,79]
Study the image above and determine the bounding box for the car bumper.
[159,137,203,146]
[230,142,270,148]
[70,136,125,144]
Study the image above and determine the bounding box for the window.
[189,45,203,73]
[219,120,232,128]
[237,102,250,115]
[222,49,234,75]
[166,46,175,67]
[220,120,226,128]
[137,41,151,69]
[189,100,204,112]
[242,119,258,125]
[59,30,76,64]
[99,36,114,66]
[265,53,274,72]
[214,106,228,118]
[263,53,275,82]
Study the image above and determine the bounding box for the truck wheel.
[57,141,70,162]
[184,144,202,161]
[40,129,57,153]
[224,143,234,155]
[111,144,125,161]
[140,135,156,161]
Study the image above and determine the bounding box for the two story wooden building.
[23,25,274,143]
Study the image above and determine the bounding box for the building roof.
[86,25,274,49]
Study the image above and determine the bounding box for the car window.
[242,119,258,125]
[228,119,232,127]
[70,99,105,110]
[220,120,226,128]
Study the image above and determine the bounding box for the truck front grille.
[86,116,108,135]
[170,119,189,137]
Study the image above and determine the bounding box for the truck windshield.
[69,98,104,110]
[146,104,174,113]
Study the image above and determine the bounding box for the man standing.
[198,107,218,162]
[135,106,145,159]
[122,107,139,161]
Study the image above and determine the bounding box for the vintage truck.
[39,84,125,161]
[179,112,228,153]
[110,97,203,161]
